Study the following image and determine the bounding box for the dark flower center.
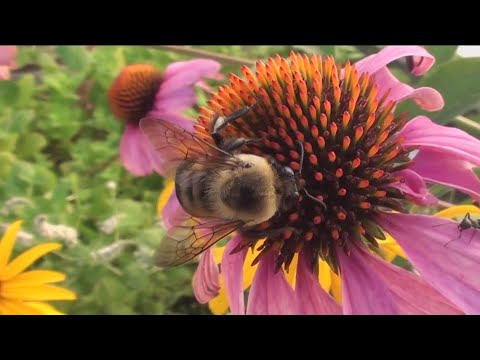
[198,53,412,272]
[108,64,162,123]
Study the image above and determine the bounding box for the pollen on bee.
[328,151,336,163]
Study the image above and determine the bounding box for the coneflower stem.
[454,115,480,135]
[151,46,256,66]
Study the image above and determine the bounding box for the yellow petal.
[435,205,480,219]
[330,270,342,303]
[0,243,62,280]
[0,299,46,315]
[1,284,77,301]
[3,270,66,287]
[283,253,298,289]
[0,220,22,271]
[318,260,332,292]
[213,246,225,265]
[24,302,65,315]
[156,179,175,216]
[379,234,407,261]
[208,275,229,315]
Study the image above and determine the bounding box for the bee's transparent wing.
[155,216,244,267]
[139,118,240,176]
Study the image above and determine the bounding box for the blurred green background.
[1,45,479,314]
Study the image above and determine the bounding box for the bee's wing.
[139,117,241,176]
[155,216,244,267]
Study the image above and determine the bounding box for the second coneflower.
[152,46,480,315]
[108,59,221,176]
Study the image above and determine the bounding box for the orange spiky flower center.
[198,52,411,271]
[108,64,162,123]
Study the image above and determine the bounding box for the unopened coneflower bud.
[91,240,137,263]
[98,213,125,234]
[34,214,79,248]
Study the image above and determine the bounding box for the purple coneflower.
[108,60,221,176]
[0,46,17,80]
[154,46,480,314]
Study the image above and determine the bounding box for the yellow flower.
[0,221,76,315]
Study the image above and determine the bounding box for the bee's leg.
[211,104,256,147]
[221,137,262,153]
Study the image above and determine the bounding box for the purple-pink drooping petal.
[408,149,480,201]
[161,192,189,231]
[337,243,400,314]
[221,234,248,315]
[295,251,342,314]
[0,46,17,80]
[355,46,435,77]
[401,116,480,167]
[378,212,480,314]
[392,169,439,206]
[342,242,462,314]
[145,110,195,133]
[119,123,165,177]
[370,67,444,111]
[193,248,220,304]
[247,251,299,315]
[155,59,221,113]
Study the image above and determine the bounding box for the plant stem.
[455,115,480,133]
[151,46,256,66]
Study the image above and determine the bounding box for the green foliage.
[1,45,479,314]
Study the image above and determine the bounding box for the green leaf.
[398,58,480,124]
[7,110,36,133]
[56,46,91,71]
[0,152,16,179]
[293,45,336,56]
[15,133,47,159]
[0,81,19,105]
[425,46,458,65]
[17,74,36,106]
[33,165,57,194]
[0,133,18,152]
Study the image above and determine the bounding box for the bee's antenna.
[303,188,327,211]
[295,140,304,176]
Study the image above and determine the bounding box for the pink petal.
[161,192,189,231]
[338,242,463,315]
[155,59,221,113]
[0,46,16,80]
[337,243,399,314]
[145,111,195,133]
[295,251,342,314]
[401,116,480,168]
[371,67,444,111]
[0,46,17,67]
[353,46,443,111]
[392,169,439,206]
[355,46,435,76]
[193,248,220,304]
[221,234,248,315]
[408,149,480,201]
[246,251,299,315]
[378,212,480,314]
[120,123,164,177]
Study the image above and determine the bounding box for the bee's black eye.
[244,163,252,168]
